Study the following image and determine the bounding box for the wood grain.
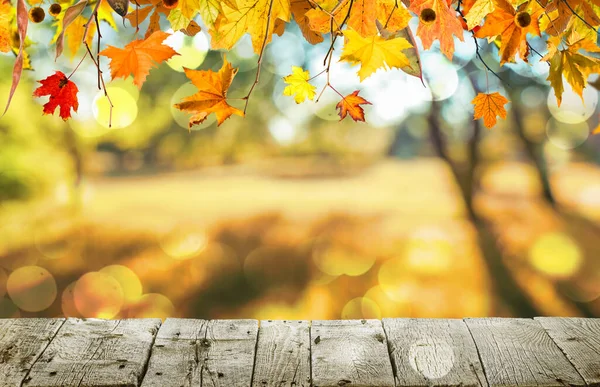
[536,317,600,386]
[465,318,585,387]
[311,320,395,387]
[25,318,161,387]
[383,318,487,387]
[252,320,311,387]
[141,319,258,387]
[0,319,64,387]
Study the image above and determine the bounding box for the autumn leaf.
[543,32,600,106]
[474,0,542,64]
[174,56,244,127]
[290,0,323,44]
[2,0,27,117]
[543,0,600,36]
[472,92,509,129]
[125,0,169,38]
[0,1,11,53]
[340,28,412,81]
[306,0,408,38]
[593,123,600,135]
[33,71,79,120]
[210,0,291,53]
[336,90,371,122]
[99,31,178,88]
[283,66,316,103]
[410,0,464,59]
[464,0,494,30]
[377,20,422,80]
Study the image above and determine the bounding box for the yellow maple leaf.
[0,1,12,53]
[472,92,509,129]
[543,31,600,106]
[99,31,179,88]
[410,0,464,59]
[210,0,291,54]
[464,0,494,30]
[306,0,407,37]
[283,66,316,103]
[340,28,412,81]
[174,56,244,127]
[66,15,96,60]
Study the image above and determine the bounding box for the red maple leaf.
[33,71,79,120]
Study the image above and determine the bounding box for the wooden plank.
[0,319,64,387]
[311,319,395,387]
[25,318,161,387]
[252,320,311,387]
[141,319,206,387]
[465,318,586,387]
[536,317,600,386]
[140,319,258,387]
[383,318,487,387]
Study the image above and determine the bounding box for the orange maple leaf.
[472,92,509,129]
[336,90,371,122]
[474,0,542,64]
[33,71,79,120]
[99,31,178,89]
[174,56,244,127]
[410,0,464,59]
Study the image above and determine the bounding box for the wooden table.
[0,318,598,387]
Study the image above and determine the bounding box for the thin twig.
[242,0,274,113]
[562,0,598,32]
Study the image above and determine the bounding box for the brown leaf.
[336,90,371,122]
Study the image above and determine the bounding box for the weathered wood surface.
[311,319,395,387]
[0,319,64,387]
[383,318,487,387]
[465,318,586,387]
[0,317,599,387]
[252,320,311,387]
[24,318,161,387]
[141,319,258,387]
[536,317,600,386]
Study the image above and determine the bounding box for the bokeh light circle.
[341,297,381,319]
[160,225,208,259]
[99,265,143,304]
[128,293,175,320]
[7,266,57,312]
[421,53,459,101]
[93,87,138,129]
[61,282,81,317]
[312,242,375,276]
[529,232,582,278]
[546,118,590,150]
[74,271,124,318]
[547,84,597,124]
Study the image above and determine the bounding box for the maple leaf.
[409,0,464,59]
[340,28,412,81]
[33,71,79,120]
[472,92,509,129]
[290,0,323,44]
[0,1,11,53]
[464,0,494,30]
[336,90,371,122]
[474,0,542,64]
[543,32,600,106]
[174,56,244,127]
[283,66,316,103]
[99,31,178,89]
[210,0,291,54]
[377,20,422,80]
[306,0,408,38]
[125,0,169,38]
[543,0,600,36]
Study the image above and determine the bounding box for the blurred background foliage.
[1,17,600,321]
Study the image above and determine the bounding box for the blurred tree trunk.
[427,100,541,316]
